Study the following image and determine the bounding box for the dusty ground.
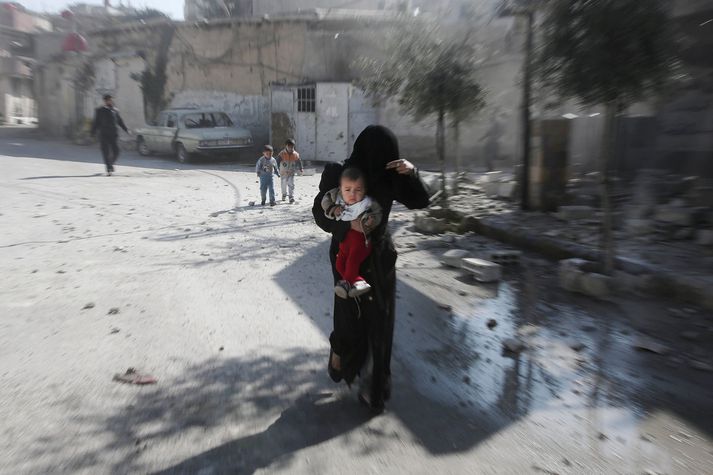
[1,131,712,474]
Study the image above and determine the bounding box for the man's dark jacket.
[91,106,128,139]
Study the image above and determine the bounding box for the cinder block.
[461,257,502,282]
[483,250,522,265]
[497,182,517,199]
[441,249,471,268]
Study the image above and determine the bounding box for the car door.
[144,112,166,150]
[156,113,178,153]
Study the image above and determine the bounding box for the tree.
[498,0,545,211]
[538,0,679,274]
[357,23,485,202]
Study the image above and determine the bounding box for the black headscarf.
[343,125,399,192]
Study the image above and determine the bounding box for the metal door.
[316,83,349,162]
[294,86,316,161]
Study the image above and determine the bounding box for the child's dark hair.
[341,167,365,187]
[263,144,273,152]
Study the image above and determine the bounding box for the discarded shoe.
[334,280,350,299]
[348,280,371,298]
[113,367,157,385]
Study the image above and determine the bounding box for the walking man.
[91,94,129,176]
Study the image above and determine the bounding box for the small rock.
[219,346,224,351]
[462,376,471,385]
[569,341,586,352]
[487,319,498,329]
[502,337,525,353]
[56,270,66,274]
[633,336,671,355]
[598,432,608,441]
[689,360,713,372]
[458,290,467,296]
[108,308,120,315]
[438,303,452,311]
[110,328,120,334]
[82,302,95,310]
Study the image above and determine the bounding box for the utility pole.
[498,0,537,211]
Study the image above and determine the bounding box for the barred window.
[297,87,315,113]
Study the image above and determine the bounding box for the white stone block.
[441,249,471,268]
[483,182,500,198]
[497,181,517,199]
[461,257,502,282]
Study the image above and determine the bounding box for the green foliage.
[357,23,485,124]
[538,0,680,107]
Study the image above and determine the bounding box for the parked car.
[134,109,254,163]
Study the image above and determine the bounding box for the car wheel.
[176,143,190,163]
[137,137,151,156]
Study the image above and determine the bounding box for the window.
[297,87,315,113]
[211,112,233,127]
[166,113,177,128]
[183,112,233,129]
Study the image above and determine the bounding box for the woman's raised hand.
[386,158,415,175]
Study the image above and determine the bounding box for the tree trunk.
[453,120,461,194]
[520,10,534,211]
[436,109,447,202]
[600,101,618,275]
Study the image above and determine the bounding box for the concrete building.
[0,2,51,124]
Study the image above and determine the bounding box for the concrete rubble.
[462,257,502,283]
[410,170,713,310]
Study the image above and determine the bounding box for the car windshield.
[183,112,233,129]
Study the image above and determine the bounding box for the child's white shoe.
[348,280,371,298]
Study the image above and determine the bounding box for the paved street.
[1,132,712,474]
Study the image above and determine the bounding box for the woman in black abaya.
[312,125,430,412]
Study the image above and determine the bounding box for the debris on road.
[487,319,498,329]
[82,302,95,310]
[440,249,471,268]
[633,336,671,355]
[107,307,120,315]
[502,337,525,353]
[462,257,502,282]
[113,368,157,385]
